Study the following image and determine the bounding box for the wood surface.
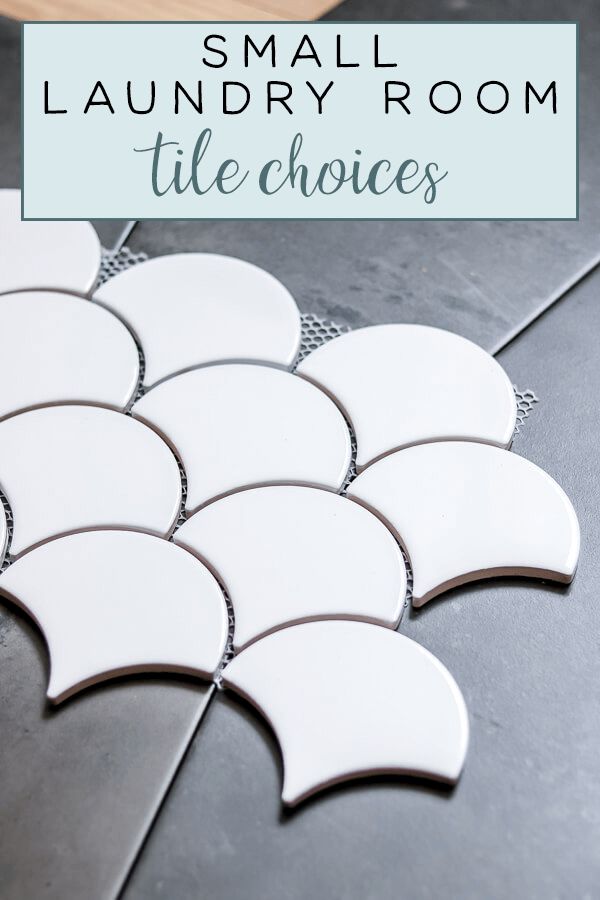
[0,0,338,21]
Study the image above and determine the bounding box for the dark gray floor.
[123,253,600,900]
[1,2,599,899]
[0,18,20,193]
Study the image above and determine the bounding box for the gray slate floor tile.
[0,18,20,193]
[91,220,132,251]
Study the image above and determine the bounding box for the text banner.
[22,22,577,219]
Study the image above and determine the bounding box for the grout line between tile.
[0,487,14,572]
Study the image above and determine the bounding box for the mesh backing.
[297,314,350,362]
[514,388,539,434]
[95,246,149,288]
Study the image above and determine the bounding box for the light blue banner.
[22,22,577,220]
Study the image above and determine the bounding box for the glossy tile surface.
[349,442,579,606]
[133,365,351,512]
[0,530,228,703]
[94,253,301,387]
[0,190,101,296]
[0,291,139,420]
[0,405,181,556]
[175,485,406,650]
[223,620,469,805]
[298,325,516,468]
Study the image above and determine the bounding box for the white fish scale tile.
[94,253,302,387]
[0,223,566,821]
[0,291,140,420]
[0,405,182,557]
[133,364,352,513]
[0,190,101,296]
[348,441,580,607]
[297,323,517,469]
[222,620,469,806]
[174,485,406,650]
[0,530,229,702]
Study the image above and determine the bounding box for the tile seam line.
[113,220,139,253]
[113,683,216,900]
[490,249,600,356]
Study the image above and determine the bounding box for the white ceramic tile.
[94,253,301,387]
[223,620,469,806]
[0,501,7,569]
[0,190,101,296]
[0,405,182,557]
[0,291,139,420]
[0,530,228,702]
[297,324,517,469]
[133,365,351,512]
[348,441,580,607]
[175,485,406,650]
